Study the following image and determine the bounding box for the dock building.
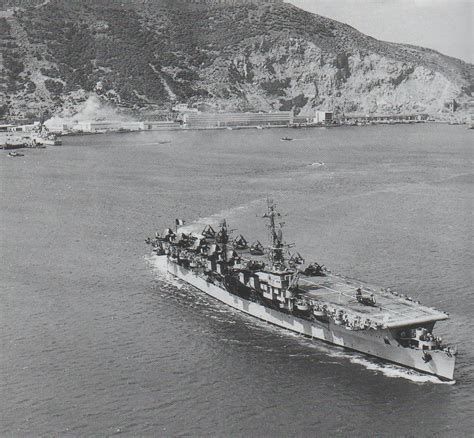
[74,121,132,133]
[341,114,429,124]
[0,124,33,148]
[145,120,181,130]
[314,111,333,124]
[71,120,180,133]
[182,111,293,128]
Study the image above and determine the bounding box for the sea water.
[0,124,473,436]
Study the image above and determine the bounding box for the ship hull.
[165,257,455,380]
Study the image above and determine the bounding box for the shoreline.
[2,120,469,148]
[57,120,430,137]
[57,119,468,138]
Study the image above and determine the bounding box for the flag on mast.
[176,219,185,226]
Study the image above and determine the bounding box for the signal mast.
[263,199,288,271]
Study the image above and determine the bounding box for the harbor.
[1,123,472,436]
[1,109,442,146]
[0,122,61,149]
[1,0,472,435]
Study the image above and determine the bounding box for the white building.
[0,124,32,147]
[73,121,144,133]
[314,111,333,124]
[119,121,145,131]
[45,120,75,133]
[182,111,294,128]
[172,103,199,113]
[144,120,181,130]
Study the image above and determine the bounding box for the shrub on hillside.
[40,67,61,78]
[4,53,24,76]
[0,104,9,118]
[279,93,308,111]
[25,81,37,94]
[44,79,64,95]
[0,18,10,36]
[261,78,290,96]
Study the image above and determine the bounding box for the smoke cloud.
[45,95,135,129]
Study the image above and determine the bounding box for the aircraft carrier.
[147,201,456,380]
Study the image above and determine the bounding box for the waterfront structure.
[121,121,146,131]
[45,121,75,133]
[147,201,456,380]
[74,121,121,133]
[0,124,16,132]
[73,120,181,133]
[144,120,181,130]
[0,124,33,148]
[182,111,294,128]
[341,114,429,124]
[73,121,145,133]
[172,104,199,113]
[4,122,41,132]
[0,122,61,146]
[314,111,333,124]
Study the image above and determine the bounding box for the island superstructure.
[147,201,456,380]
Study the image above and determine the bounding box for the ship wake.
[180,199,264,234]
[335,351,455,384]
[145,254,184,289]
[251,324,455,385]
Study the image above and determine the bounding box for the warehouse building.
[314,111,334,124]
[182,111,294,128]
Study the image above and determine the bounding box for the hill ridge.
[0,0,472,119]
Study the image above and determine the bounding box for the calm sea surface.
[1,124,473,437]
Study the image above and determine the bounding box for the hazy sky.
[288,0,473,64]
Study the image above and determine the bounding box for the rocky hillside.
[0,0,472,119]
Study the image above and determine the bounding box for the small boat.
[157,140,171,144]
[280,136,293,141]
[8,151,24,157]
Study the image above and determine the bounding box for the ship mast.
[263,199,286,270]
[216,219,229,265]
